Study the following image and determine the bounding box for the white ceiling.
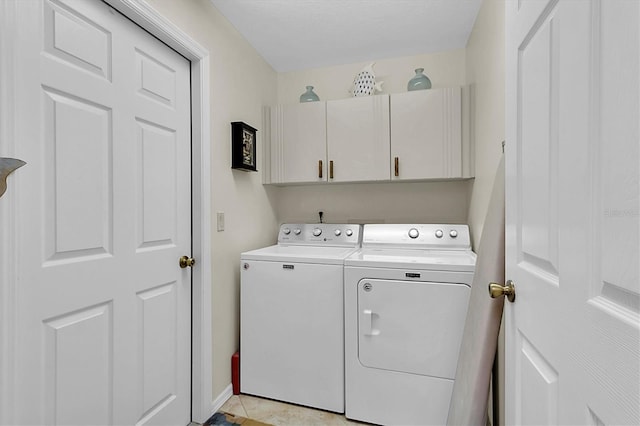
[210,0,483,72]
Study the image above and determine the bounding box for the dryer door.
[357,278,470,378]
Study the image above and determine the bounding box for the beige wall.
[466,0,506,248]
[147,0,506,411]
[275,181,472,225]
[275,52,472,226]
[145,0,279,399]
[277,49,466,103]
[465,1,506,425]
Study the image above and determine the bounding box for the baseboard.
[210,383,234,414]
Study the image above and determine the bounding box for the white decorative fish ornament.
[351,62,384,97]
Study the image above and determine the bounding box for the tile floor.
[220,394,374,426]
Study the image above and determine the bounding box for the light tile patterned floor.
[220,394,375,426]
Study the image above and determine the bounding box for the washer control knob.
[408,228,419,239]
[282,228,291,235]
[449,230,458,238]
[293,228,301,235]
[334,229,342,236]
[435,229,444,238]
[313,228,322,237]
[345,229,353,237]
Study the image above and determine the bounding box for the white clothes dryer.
[240,223,362,413]
[344,224,476,425]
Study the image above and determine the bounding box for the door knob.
[489,280,516,303]
[179,256,195,268]
[0,157,26,198]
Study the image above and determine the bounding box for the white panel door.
[505,0,639,424]
[326,95,390,182]
[12,0,192,424]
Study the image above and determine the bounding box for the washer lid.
[345,248,477,272]
[241,244,360,264]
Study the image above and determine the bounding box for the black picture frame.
[231,121,258,172]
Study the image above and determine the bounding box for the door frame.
[0,0,213,423]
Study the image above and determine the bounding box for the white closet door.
[11,0,192,424]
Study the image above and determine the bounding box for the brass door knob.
[489,280,516,302]
[179,256,196,269]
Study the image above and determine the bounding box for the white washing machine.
[344,224,476,425]
[240,223,362,413]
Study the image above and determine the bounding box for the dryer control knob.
[283,228,291,235]
[408,228,419,239]
[449,230,458,238]
[345,229,353,237]
[435,229,444,238]
[294,228,301,235]
[334,229,342,236]
[313,228,322,237]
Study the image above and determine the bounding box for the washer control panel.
[278,223,362,246]
[363,224,471,249]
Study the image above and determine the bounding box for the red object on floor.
[232,351,240,395]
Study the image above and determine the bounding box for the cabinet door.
[271,102,326,183]
[390,88,462,180]
[326,95,390,182]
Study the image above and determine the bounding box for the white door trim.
[0,0,214,423]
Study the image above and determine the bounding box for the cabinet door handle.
[394,157,399,177]
[329,160,334,179]
[318,160,323,178]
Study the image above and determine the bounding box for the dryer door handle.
[362,310,380,336]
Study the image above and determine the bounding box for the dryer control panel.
[278,223,362,247]
[361,224,471,250]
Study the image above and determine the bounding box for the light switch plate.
[216,212,225,232]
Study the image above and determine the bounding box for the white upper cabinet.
[270,102,327,184]
[266,89,469,185]
[390,88,462,180]
[326,95,390,183]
